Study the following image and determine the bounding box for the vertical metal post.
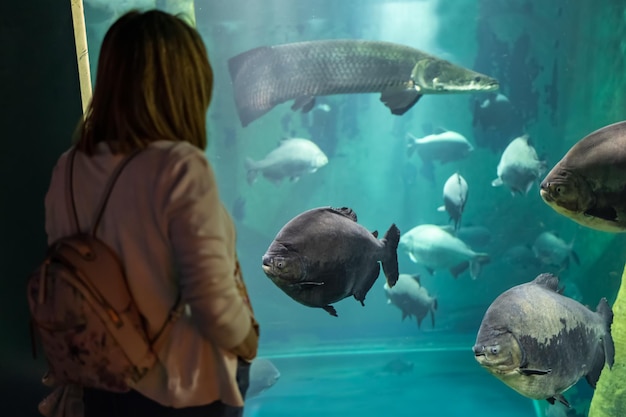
[70,0,92,115]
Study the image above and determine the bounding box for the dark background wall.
[0,1,81,415]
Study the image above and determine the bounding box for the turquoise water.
[76,1,621,416]
[245,347,536,417]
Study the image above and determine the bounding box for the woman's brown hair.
[76,10,213,154]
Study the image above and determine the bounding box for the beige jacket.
[43,141,255,409]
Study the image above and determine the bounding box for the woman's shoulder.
[148,140,205,159]
[146,141,212,180]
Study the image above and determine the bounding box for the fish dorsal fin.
[372,230,379,238]
[433,126,448,134]
[330,206,357,222]
[532,273,560,292]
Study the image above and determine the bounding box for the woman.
[41,9,259,417]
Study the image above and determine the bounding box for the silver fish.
[229,39,499,126]
[492,134,546,195]
[473,273,614,407]
[532,231,580,271]
[245,138,328,185]
[384,274,437,328]
[262,207,400,316]
[439,224,492,249]
[540,121,626,232]
[437,172,468,231]
[406,130,473,181]
[246,358,281,399]
[399,224,489,279]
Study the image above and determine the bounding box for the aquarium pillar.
[589,263,626,417]
[70,0,91,113]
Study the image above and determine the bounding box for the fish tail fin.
[469,253,490,280]
[596,297,615,369]
[245,157,259,185]
[381,224,400,288]
[228,46,276,127]
[406,133,418,157]
[431,298,437,328]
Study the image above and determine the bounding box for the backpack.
[27,148,182,392]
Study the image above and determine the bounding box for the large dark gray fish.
[262,206,400,316]
[540,121,626,232]
[473,273,614,407]
[228,39,499,126]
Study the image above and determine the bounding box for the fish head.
[314,152,329,168]
[411,58,499,95]
[540,167,598,225]
[247,358,281,398]
[473,328,523,375]
[261,244,306,283]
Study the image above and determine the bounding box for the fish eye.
[274,257,285,269]
[474,76,482,83]
[485,345,500,358]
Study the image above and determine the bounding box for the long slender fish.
[228,39,500,127]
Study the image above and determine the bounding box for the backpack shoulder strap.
[65,148,80,232]
[90,149,142,236]
[66,147,142,236]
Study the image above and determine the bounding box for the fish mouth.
[477,79,500,92]
[539,188,553,203]
[472,344,486,357]
[261,255,274,276]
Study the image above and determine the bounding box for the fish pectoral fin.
[547,394,571,408]
[298,281,324,286]
[353,263,381,306]
[322,305,338,317]
[380,88,422,115]
[491,178,503,187]
[449,261,469,278]
[518,367,551,376]
[584,205,618,221]
[291,96,316,113]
